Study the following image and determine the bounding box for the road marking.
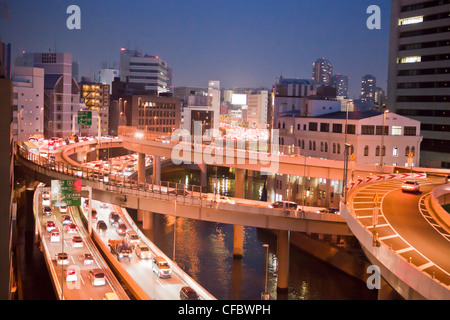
[378,234,398,240]
[418,262,434,270]
[396,247,413,254]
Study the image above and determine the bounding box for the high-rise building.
[360,74,376,103]
[387,0,450,168]
[119,48,171,95]
[312,58,333,85]
[330,74,349,98]
[95,68,119,94]
[247,90,269,127]
[12,66,45,141]
[0,37,14,300]
[32,52,84,138]
[72,61,79,83]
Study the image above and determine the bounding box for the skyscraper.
[387,0,450,168]
[360,74,376,103]
[330,74,349,98]
[312,58,333,85]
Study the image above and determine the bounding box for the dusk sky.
[1,0,391,98]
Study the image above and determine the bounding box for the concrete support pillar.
[138,153,145,185]
[246,170,253,199]
[233,168,246,258]
[142,210,153,230]
[137,209,143,222]
[152,156,161,185]
[199,163,207,188]
[277,229,290,292]
[378,278,399,300]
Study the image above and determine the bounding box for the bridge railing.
[17,144,326,218]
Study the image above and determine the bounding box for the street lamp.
[380,110,389,171]
[343,143,352,204]
[261,243,270,300]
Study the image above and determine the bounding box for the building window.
[364,146,369,156]
[332,123,342,133]
[376,145,380,156]
[361,125,375,135]
[320,123,330,132]
[404,126,417,136]
[393,146,399,157]
[392,126,402,136]
[405,146,410,156]
[399,56,422,63]
[398,16,423,26]
[309,122,318,131]
[333,143,336,153]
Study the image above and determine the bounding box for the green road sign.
[51,180,82,207]
[78,110,92,126]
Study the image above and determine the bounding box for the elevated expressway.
[33,185,129,300]
[341,173,450,300]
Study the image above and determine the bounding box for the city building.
[330,74,349,98]
[312,58,333,85]
[181,81,221,136]
[95,67,119,94]
[274,108,422,208]
[72,61,79,83]
[119,95,181,134]
[387,0,450,168]
[0,37,14,300]
[32,52,84,138]
[360,74,377,103]
[247,90,269,128]
[119,48,171,96]
[79,81,110,137]
[12,66,44,141]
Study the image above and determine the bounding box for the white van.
[152,256,172,278]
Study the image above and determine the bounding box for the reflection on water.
[133,167,377,300]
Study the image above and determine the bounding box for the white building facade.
[12,66,44,141]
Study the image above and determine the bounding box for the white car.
[59,206,67,213]
[401,180,420,193]
[88,268,106,286]
[56,252,69,265]
[42,192,50,206]
[66,267,77,282]
[218,195,235,204]
[125,231,140,246]
[135,243,152,259]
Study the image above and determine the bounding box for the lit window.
[399,56,421,64]
[398,16,423,26]
[392,126,402,136]
[393,146,399,157]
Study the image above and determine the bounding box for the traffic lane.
[91,201,184,300]
[382,183,450,274]
[41,203,117,300]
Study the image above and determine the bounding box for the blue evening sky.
[0,0,391,98]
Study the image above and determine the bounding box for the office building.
[119,48,171,95]
[79,81,110,137]
[0,37,14,300]
[360,74,377,103]
[31,52,84,138]
[387,0,450,168]
[95,68,119,94]
[312,58,333,85]
[12,66,45,141]
[247,90,269,127]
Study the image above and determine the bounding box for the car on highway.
[88,268,106,286]
[56,252,69,265]
[66,267,78,282]
[45,221,56,232]
[50,229,60,242]
[180,286,199,300]
[401,180,420,193]
[116,223,127,236]
[269,201,298,211]
[152,256,172,278]
[71,236,84,248]
[100,202,109,209]
[61,215,72,225]
[91,209,98,222]
[169,189,189,196]
[42,192,50,206]
[218,195,235,204]
[59,206,67,213]
[43,206,52,217]
[109,212,121,227]
[65,223,78,234]
[125,230,140,246]
[96,220,108,233]
[82,253,94,265]
[135,243,152,259]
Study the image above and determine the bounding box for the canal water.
[128,166,378,300]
